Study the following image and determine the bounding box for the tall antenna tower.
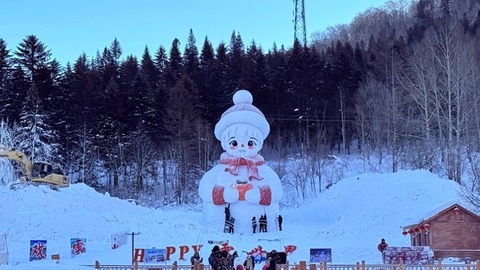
[293,0,307,46]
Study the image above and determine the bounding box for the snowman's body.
[198,90,283,234]
[199,157,283,233]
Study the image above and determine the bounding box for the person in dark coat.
[277,215,283,231]
[225,203,231,221]
[230,251,238,270]
[244,255,255,270]
[226,216,235,233]
[190,251,203,269]
[264,215,268,232]
[209,246,220,268]
[377,238,388,263]
[210,246,231,270]
[259,215,266,232]
[266,250,277,270]
[252,216,257,234]
[258,215,263,232]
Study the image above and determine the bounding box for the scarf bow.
[220,153,264,180]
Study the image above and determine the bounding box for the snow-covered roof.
[403,200,479,229]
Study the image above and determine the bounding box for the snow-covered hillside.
[0,169,467,270]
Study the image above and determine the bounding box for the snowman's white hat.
[214,89,270,140]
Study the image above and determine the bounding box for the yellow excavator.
[0,146,69,188]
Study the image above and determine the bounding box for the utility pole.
[293,0,307,46]
[126,232,141,263]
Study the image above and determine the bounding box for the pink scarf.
[220,153,264,180]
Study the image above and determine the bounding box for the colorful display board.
[29,240,47,261]
[145,248,167,263]
[70,238,86,258]
[0,234,8,265]
[310,248,332,263]
[384,246,434,265]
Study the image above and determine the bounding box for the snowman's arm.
[268,177,283,202]
[262,166,284,201]
[199,168,221,203]
[199,166,239,204]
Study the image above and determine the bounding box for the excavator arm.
[0,146,69,188]
[0,147,33,177]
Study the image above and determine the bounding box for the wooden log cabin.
[402,202,480,261]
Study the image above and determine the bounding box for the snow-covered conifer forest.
[1,0,480,207]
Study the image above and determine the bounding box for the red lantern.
[408,229,414,234]
[414,227,420,233]
[402,230,408,236]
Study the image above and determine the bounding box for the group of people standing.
[207,245,282,270]
[208,245,239,270]
[251,215,283,233]
[200,238,387,270]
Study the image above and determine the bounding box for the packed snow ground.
[0,169,467,270]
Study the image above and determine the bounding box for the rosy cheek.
[248,145,255,149]
[229,145,236,150]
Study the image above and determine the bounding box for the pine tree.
[12,35,60,162]
[183,29,200,81]
[164,38,183,90]
[0,119,16,185]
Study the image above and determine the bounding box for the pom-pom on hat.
[214,90,270,140]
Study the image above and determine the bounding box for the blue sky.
[1,0,388,65]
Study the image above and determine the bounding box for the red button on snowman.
[199,90,283,233]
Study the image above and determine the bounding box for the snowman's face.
[221,125,263,157]
[225,134,261,157]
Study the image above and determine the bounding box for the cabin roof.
[403,200,480,229]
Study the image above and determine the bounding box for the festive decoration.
[70,238,86,258]
[310,248,332,263]
[29,240,47,261]
[402,230,408,236]
[144,248,166,263]
[220,242,234,253]
[248,245,267,263]
[284,245,297,255]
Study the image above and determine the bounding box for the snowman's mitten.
[224,186,239,203]
[258,186,272,205]
[212,185,226,205]
[245,187,260,204]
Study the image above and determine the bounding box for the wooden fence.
[87,260,480,270]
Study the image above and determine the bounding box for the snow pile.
[0,169,466,270]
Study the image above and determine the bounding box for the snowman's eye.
[248,140,256,147]
[229,140,238,147]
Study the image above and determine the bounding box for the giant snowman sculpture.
[199,89,283,233]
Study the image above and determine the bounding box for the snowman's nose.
[241,144,244,147]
